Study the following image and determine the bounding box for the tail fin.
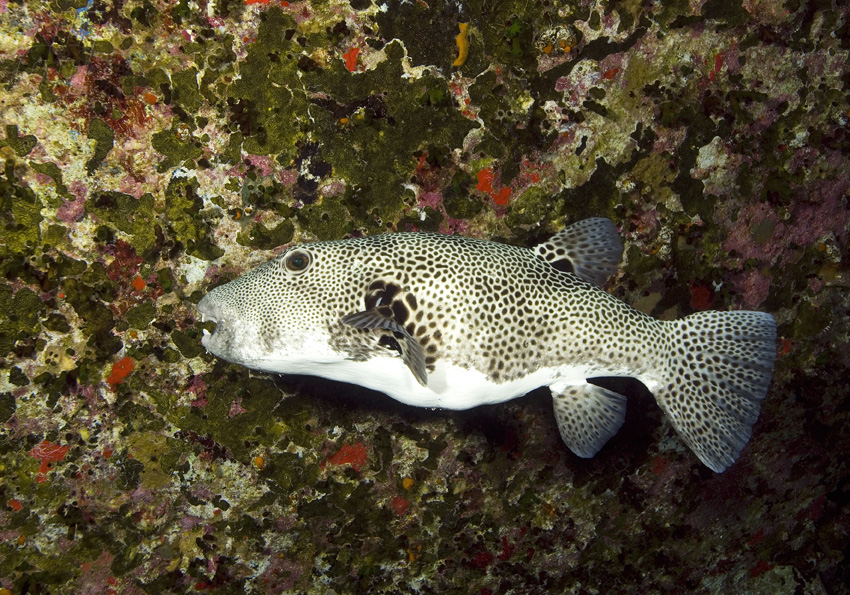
[650,311,777,472]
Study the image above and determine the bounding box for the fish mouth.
[196,296,220,347]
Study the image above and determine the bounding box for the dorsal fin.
[534,217,623,287]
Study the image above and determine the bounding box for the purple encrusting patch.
[418,190,443,210]
[729,269,772,307]
[57,196,86,222]
[724,189,848,266]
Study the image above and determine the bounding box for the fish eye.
[284,250,312,274]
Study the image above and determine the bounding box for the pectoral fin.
[550,381,627,458]
[341,308,428,387]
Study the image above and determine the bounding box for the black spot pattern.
[534,217,623,287]
[552,384,627,458]
[201,232,662,382]
[199,229,777,472]
[355,279,441,371]
[653,310,776,472]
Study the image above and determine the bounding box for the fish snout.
[196,291,238,352]
[195,287,263,364]
[196,295,221,350]
[196,293,222,324]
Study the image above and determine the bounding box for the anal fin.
[341,308,428,387]
[550,381,627,458]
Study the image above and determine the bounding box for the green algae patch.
[91,40,114,54]
[170,328,204,358]
[90,191,158,257]
[701,0,750,26]
[111,448,145,491]
[751,218,776,245]
[222,131,243,164]
[59,275,120,360]
[504,185,564,230]
[126,301,156,330]
[137,383,180,418]
[374,0,461,71]
[226,9,476,224]
[4,125,37,157]
[178,373,298,460]
[0,284,45,357]
[0,392,15,421]
[170,67,203,114]
[156,267,174,293]
[227,8,309,159]
[236,219,295,249]
[9,366,29,386]
[443,184,483,220]
[557,158,623,221]
[163,176,224,260]
[629,153,677,207]
[302,40,475,223]
[375,0,537,73]
[152,125,203,171]
[297,198,352,241]
[468,70,552,179]
[86,117,114,174]
[262,451,315,492]
[792,301,831,340]
[125,430,174,491]
[31,162,70,201]
[43,312,71,333]
[401,205,442,232]
[44,223,68,248]
[1,160,43,268]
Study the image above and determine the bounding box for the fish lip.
[196,296,220,325]
[196,296,220,348]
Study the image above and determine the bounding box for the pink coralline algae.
[729,269,772,308]
[724,184,848,266]
[187,375,207,401]
[56,180,88,222]
[57,195,86,222]
[228,400,247,418]
[722,190,848,306]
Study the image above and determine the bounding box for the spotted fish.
[197,218,776,472]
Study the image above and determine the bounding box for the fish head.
[197,242,355,373]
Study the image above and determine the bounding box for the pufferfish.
[197,218,777,472]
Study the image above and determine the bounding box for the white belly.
[258,351,586,410]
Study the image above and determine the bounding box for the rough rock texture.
[0,0,848,593]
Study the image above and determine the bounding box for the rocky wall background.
[0,0,848,593]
